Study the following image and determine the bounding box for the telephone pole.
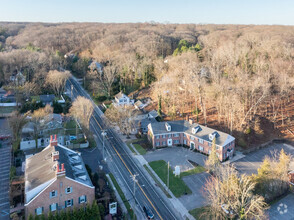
[167,161,170,189]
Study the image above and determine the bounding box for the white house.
[113,91,134,107]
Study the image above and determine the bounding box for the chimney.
[186,115,189,122]
[52,151,59,161]
[189,118,194,125]
[50,135,58,147]
[56,163,66,177]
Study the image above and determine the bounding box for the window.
[156,142,160,147]
[190,136,194,140]
[79,195,87,204]
[208,150,211,154]
[50,190,57,198]
[162,135,166,138]
[173,133,179,137]
[184,140,187,145]
[216,145,219,150]
[173,140,179,144]
[199,146,204,151]
[65,199,73,207]
[183,133,186,137]
[65,187,72,194]
[168,134,172,138]
[199,138,204,144]
[156,135,160,139]
[50,203,58,212]
[162,141,166,146]
[35,207,43,215]
[208,142,212,147]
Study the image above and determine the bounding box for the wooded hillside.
[0,22,293,147]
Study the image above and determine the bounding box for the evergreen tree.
[91,200,101,220]
[205,138,220,172]
[157,95,162,117]
[28,214,34,220]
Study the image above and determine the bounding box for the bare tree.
[205,138,220,172]
[69,96,94,129]
[105,105,137,138]
[46,70,71,97]
[8,111,28,147]
[204,165,267,220]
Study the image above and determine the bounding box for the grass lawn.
[64,120,81,135]
[180,166,206,178]
[0,106,16,114]
[189,206,210,220]
[126,141,137,155]
[149,160,192,197]
[144,165,171,198]
[133,143,146,155]
[109,173,135,219]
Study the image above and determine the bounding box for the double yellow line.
[70,81,163,220]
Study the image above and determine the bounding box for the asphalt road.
[66,77,179,220]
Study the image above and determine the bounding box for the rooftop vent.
[209,131,219,141]
[192,126,201,134]
[52,151,59,161]
[165,122,171,131]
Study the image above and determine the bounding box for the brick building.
[24,135,95,219]
[148,119,235,162]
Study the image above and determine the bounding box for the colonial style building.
[148,119,235,162]
[113,91,134,107]
[24,135,94,219]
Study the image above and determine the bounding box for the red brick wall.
[25,176,94,219]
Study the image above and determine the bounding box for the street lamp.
[101,131,107,161]
[131,174,138,198]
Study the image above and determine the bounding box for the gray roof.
[140,118,157,128]
[25,144,93,193]
[149,120,234,146]
[148,110,159,118]
[40,94,55,103]
[114,91,126,100]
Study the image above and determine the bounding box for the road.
[66,77,179,220]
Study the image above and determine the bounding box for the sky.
[0,0,293,25]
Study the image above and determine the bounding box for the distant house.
[10,71,26,86]
[113,91,134,107]
[40,94,55,105]
[139,118,157,134]
[148,110,159,119]
[289,171,294,185]
[147,119,235,162]
[89,61,103,73]
[24,136,94,218]
[134,99,150,110]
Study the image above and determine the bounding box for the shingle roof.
[149,120,234,146]
[25,144,93,194]
[148,110,159,118]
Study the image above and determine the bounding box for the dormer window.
[165,122,171,131]
[209,131,218,141]
[192,126,200,134]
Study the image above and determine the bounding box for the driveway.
[0,144,11,220]
[179,172,210,210]
[144,147,207,171]
[267,193,294,220]
[233,143,294,175]
[144,147,209,210]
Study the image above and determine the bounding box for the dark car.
[143,206,154,219]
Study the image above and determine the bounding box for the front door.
[167,139,172,147]
[190,142,195,150]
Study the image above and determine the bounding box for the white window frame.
[79,195,86,204]
[168,134,172,138]
[162,134,166,138]
[156,135,160,139]
[50,203,57,212]
[173,133,179,137]
[50,190,57,198]
[156,142,160,146]
[162,141,166,145]
[65,187,72,194]
[35,207,43,215]
[198,138,204,144]
[190,136,194,140]
[66,199,72,207]
[199,146,204,151]
[184,140,187,145]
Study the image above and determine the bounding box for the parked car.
[143,206,154,219]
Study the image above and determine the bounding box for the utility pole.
[132,174,138,198]
[71,84,73,100]
[167,161,170,189]
[101,131,107,161]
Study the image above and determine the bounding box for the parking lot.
[144,147,209,210]
[267,193,294,220]
[233,143,294,175]
[0,144,11,220]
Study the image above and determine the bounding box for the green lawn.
[126,141,137,155]
[0,106,16,114]
[144,165,172,198]
[149,160,191,197]
[64,120,81,135]
[133,143,146,155]
[189,206,210,220]
[180,166,206,178]
[109,173,135,219]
